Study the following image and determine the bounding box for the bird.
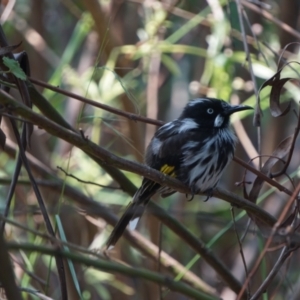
[106,98,252,248]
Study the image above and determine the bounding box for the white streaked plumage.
[182,140,200,150]
[183,127,236,191]
[214,114,225,127]
[151,137,162,155]
[159,122,175,131]
[178,118,198,133]
[219,127,238,144]
[129,218,139,231]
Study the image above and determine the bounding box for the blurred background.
[1,0,300,299]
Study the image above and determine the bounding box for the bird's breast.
[181,128,236,192]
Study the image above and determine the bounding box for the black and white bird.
[106,98,252,248]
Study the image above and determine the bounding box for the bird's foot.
[186,185,200,201]
[203,188,214,202]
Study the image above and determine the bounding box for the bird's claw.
[186,194,195,201]
[203,188,214,202]
[186,185,200,201]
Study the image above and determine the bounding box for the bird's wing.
[147,120,208,173]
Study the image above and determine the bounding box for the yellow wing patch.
[160,164,176,177]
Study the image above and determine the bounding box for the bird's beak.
[224,104,253,116]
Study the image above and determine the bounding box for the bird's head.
[179,98,252,129]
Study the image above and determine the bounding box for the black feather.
[106,179,160,248]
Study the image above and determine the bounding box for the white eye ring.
[207,108,214,114]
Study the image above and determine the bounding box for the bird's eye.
[207,108,214,114]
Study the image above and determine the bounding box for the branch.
[0,212,216,296]
[0,89,276,227]
[233,156,294,197]
[7,242,217,300]
[3,142,249,296]
[29,77,164,127]
[241,0,300,41]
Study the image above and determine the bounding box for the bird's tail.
[106,179,160,249]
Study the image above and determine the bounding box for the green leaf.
[2,57,27,80]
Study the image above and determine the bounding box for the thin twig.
[29,76,164,127]
[235,0,261,169]
[57,166,121,189]
[0,135,23,234]
[250,246,291,300]
[271,107,300,178]
[233,156,294,198]
[241,0,300,41]
[231,207,250,297]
